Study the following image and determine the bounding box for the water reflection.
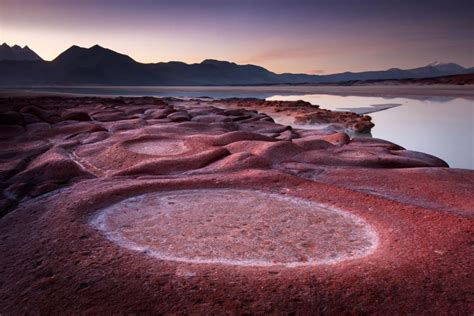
[12,87,474,169]
[267,94,474,169]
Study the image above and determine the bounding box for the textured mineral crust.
[0,96,472,314]
[210,98,375,133]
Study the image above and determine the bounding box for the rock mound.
[0,96,470,314]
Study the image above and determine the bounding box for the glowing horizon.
[1,0,472,74]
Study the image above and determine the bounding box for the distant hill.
[308,63,474,83]
[0,43,43,61]
[302,73,474,86]
[0,44,472,86]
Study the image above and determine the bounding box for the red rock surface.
[0,96,472,314]
[210,98,375,133]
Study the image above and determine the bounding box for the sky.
[1,0,473,74]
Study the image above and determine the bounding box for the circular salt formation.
[91,189,378,267]
[125,139,186,156]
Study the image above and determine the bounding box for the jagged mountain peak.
[0,43,42,61]
[90,44,106,50]
[52,44,136,69]
[0,44,472,85]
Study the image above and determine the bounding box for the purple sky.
[1,0,473,73]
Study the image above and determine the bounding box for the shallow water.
[267,94,474,169]
[12,86,474,169]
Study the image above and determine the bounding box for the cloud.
[308,69,325,74]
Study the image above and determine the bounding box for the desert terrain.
[0,95,472,313]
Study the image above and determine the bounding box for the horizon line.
[2,42,472,75]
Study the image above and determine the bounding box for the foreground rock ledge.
[0,96,472,314]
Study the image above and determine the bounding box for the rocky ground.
[0,96,472,314]
[209,98,375,133]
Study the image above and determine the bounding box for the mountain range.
[1,43,473,86]
[0,43,43,62]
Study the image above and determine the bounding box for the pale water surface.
[267,94,474,170]
[13,86,474,169]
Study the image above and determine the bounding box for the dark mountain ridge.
[0,43,43,61]
[1,44,472,86]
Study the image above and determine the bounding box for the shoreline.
[1,83,474,99]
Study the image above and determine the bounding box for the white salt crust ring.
[91,189,378,267]
[125,139,187,156]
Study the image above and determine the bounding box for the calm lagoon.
[14,86,474,169]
